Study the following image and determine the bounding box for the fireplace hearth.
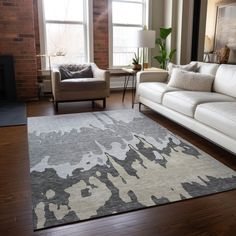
[0,55,16,101]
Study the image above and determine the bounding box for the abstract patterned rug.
[28,110,236,230]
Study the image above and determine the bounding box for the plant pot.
[132,64,142,71]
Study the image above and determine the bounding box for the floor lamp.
[137,29,156,70]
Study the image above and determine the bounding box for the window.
[39,0,92,68]
[110,0,148,67]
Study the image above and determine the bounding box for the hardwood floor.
[0,91,236,236]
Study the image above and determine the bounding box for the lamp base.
[143,63,148,69]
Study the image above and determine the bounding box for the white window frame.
[108,0,150,68]
[37,0,93,70]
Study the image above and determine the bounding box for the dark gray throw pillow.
[59,66,73,80]
[71,65,93,78]
[59,65,93,80]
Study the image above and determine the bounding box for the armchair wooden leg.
[92,100,95,108]
[103,98,106,108]
[55,102,58,112]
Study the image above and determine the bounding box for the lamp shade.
[137,30,156,48]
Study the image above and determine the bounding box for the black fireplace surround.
[0,55,16,101]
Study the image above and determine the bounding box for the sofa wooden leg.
[103,98,106,108]
[139,103,142,111]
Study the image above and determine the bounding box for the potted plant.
[154,27,176,69]
[132,52,142,71]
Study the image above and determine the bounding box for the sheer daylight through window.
[111,0,147,67]
[42,0,89,66]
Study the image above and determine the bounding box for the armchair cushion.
[59,65,93,80]
[60,78,107,91]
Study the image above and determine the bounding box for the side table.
[121,68,138,108]
[121,67,165,108]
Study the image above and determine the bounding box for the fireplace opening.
[0,55,16,101]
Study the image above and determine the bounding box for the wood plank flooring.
[0,91,236,236]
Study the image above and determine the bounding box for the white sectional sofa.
[136,62,236,154]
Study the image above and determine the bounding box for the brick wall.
[93,0,109,69]
[0,0,38,100]
[33,0,41,71]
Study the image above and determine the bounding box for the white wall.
[205,0,218,41]
[150,0,165,67]
[180,0,194,64]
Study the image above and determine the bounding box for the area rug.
[28,109,236,230]
[0,101,26,127]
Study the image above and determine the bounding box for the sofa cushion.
[168,69,214,91]
[60,78,106,91]
[162,91,235,117]
[195,62,220,76]
[195,102,236,139]
[213,64,236,98]
[138,82,179,104]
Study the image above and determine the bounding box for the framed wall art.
[214,3,236,51]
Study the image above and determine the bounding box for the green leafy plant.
[132,52,141,70]
[154,27,176,69]
[132,52,140,65]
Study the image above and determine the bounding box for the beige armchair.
[51,63,110,111]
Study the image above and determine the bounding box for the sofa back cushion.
[194,62,219,76]
[213,64,236,98]
[168,69,214,92]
